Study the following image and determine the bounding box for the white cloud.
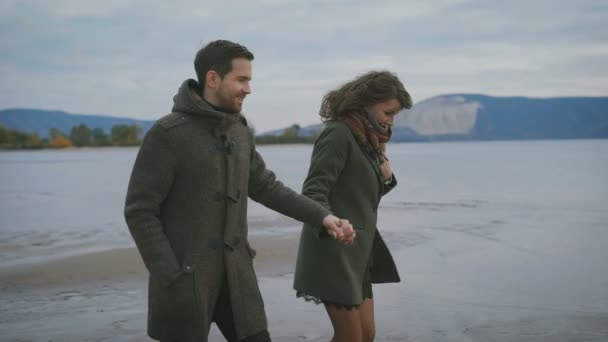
[1,0,135,19]
[1,0,607,131]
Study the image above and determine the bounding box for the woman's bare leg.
[358,298,375,342]
[324,304,363,342]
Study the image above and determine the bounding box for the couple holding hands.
[125,39,412,342]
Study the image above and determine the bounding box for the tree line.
[0,123,142,149]
[254,124,318,144]
[0,122,318,150]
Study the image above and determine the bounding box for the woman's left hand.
[379,154,393,181]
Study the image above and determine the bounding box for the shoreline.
[2,137,608,153]
[0,235,300,291]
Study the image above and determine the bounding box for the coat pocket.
[149,271,198,331]
[245,241,257,259]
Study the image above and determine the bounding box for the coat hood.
[171,79,245,134]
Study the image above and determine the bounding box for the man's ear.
[205,70,220,89]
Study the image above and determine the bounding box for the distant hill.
[3,95,607,142]
[394,95,608,141]
[261,95,608,142]
[0,108,154,138]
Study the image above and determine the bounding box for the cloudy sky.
[1,0,606,132]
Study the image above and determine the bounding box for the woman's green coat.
[294,121,401,306]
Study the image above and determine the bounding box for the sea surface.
[1,139,606,267]
[1,139,607,341]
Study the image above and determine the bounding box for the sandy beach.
[2,223,608,342]
[0,236,299,291]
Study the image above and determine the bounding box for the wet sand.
[0,236,299,291]
[2,200,608,341]
[0,235,313,342]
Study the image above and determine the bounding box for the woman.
[293,70,412,342]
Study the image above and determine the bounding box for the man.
[124,40,355,342]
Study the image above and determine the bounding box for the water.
[1,140,608,341]
[0,148,137,267]
[0,140,606,267]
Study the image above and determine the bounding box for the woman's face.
[368,98,402,129]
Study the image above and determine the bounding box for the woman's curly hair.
[319,70,412,121]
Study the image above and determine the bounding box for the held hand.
[322,215,343,240]
[321,215,356,244]
[379,154,393,181]
[338,219,356,244]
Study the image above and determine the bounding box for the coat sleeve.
[382,174,398,196]
[124,124,182,288]
[248,133,331,228]
[301,123,351,238]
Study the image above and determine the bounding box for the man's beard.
[216,90,240,114]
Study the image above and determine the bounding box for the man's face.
[215,58,252,113]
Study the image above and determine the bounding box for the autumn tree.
[48,128,72,148]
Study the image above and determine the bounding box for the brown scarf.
[341,112,392,164]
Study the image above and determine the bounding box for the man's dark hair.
[194,40,254,90]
